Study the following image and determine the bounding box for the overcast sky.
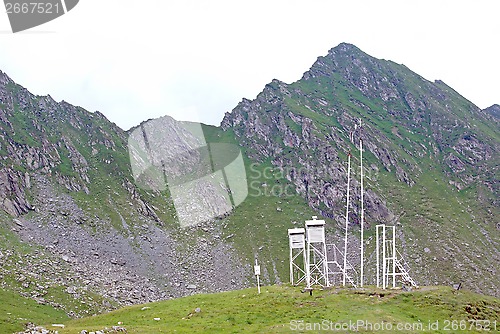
[0,0,498,130]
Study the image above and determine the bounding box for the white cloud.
[0,0,498,130]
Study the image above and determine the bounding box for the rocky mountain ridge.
[222,43,499,295]
[223,44,498,204]
[0,70,249,317]
[0,42,498,324]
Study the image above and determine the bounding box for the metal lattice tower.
[376,224,417,289]
[326,243,358,288]
[305,216,329,288]
[288,228,308,286]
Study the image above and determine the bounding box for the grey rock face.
[222,43,498,223]
[0,168,32,216]
[0,70,251,314]
[482,104,500,118]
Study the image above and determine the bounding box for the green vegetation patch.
[53,285,499,333]
[0,286,69,333]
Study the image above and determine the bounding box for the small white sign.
[254,265,261,276]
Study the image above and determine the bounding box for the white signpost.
[254,259,261,294]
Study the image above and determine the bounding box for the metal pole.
[323,241,329,287]
[302,243,308,288]
[392,226,396,288]
[382,225,386,289]
[360,137,364,287]
[255,259,261,294]
[376,225,380,288]
[343,153,351,286]
[306,237,311,289]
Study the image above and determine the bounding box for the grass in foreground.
[0,288,69,333]
[43,285,499,333]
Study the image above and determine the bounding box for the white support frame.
[305,217,329,288]
[376,224,416,289]
[288,228,308,286]
[375,224,390,289]
[326,243,358,287]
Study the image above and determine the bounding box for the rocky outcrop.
[483,104,500,118]
[222,43,498,226]
[0,168,32,216]
[0,70,147,219]
[222,80,397,225]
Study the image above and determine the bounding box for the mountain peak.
[222,43,499,297]
[328,42,362,54]
[0,69,14,86]
[300,43,375,81]
[483,104,500,118]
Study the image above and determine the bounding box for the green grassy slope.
[0,217,70,333]
[0,289,69,333]
[201,124,321,284]
[48,285,499,334]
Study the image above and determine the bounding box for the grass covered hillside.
[37,285,500,334]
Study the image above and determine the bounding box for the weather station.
[287,119,416,291]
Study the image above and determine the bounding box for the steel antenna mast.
[343,152,351,286]
[359,119,365,287]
